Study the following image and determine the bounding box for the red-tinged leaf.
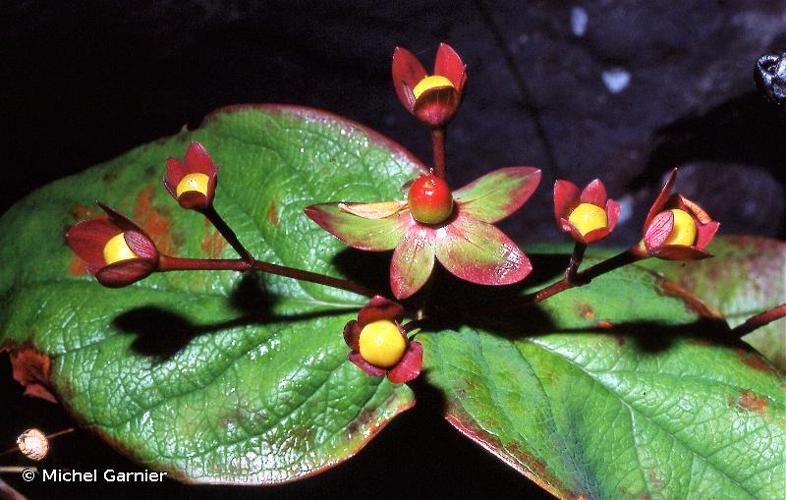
[579,178,607,205]
[435,212,531,286]
[388,342,423,384]
[390,225,436,299]
[420,260,784,499]
[553,179,580,221]
[392,47,426,111]
[338,200,407,219]
[305,202,408,251]
[455,167,542,223]
[643,236,786,369]
[1,105,419,484]
[434,43,467,92]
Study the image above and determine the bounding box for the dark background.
[2,1,785,498]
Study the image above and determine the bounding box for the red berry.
[408,174,454,224]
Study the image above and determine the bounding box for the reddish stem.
[731,303,786,337]
[200,204,255,263]
[565,242,587,283]
[530,247,643,303]
[432,127,446,178]
[157,255,375,298]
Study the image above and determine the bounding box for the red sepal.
[357,295,405,328]
[66,204,159,287]
[343,320,361,351]
[387,342,423,384]
[640,168,719,259]
[392,47,427,112]
[554,178,617,245]
[643,168,678,232]
[347,352,387,377]
[163,141,219,211]
[391,43,467,128]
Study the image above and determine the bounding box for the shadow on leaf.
[112,272,357,359]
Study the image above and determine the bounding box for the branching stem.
[157,256,376,298]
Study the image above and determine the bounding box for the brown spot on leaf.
[68,257,88,276]
[201,217,226,258]
[596,320,614,329]
[133,185,177,255]
[71,204,96,220]
[736,348,771,372]
[266,198,279,226]
[736,390,768,413]
[3,344,57,403]
[575,303,595,320]
[657,278,723,319]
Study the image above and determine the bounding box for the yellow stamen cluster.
[412,75,455,100]
[175,173,210,198]
[663,208,697,246]
[103,233,138,265]
[568,203,608,236]
[358,320,407,368]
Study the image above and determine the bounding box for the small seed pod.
[17,429,48,461]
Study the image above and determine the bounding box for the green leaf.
[453,166,541,223]
[641,236,786,370]
[0,105,421,483]
[529,237,786,370]
[421,262,785,499]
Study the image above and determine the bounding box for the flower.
[392,43,467,128]
[305,167,541,299]
[343,296,422,383]
[164,141,218,210]
[640,168,719,260]
[66,203,159,287]
[554,178,620,244]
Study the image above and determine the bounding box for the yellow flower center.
[663,208,697,246]
[412,75,455,100]
[103,233,139,265]
[175,173,210,198]
[358,320,407,368]
[568,203,608,236]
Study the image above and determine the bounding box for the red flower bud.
[66,204,159,287]
[392,43,467,128]
[164,142,218,210]
[343,296,422,384]
[554,178,620,245]
[640,168,719,260]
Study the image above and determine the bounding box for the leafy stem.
[564,242,587,283]
[529,246,644,303]
[731,303,786,337]
[200,204,255,264]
